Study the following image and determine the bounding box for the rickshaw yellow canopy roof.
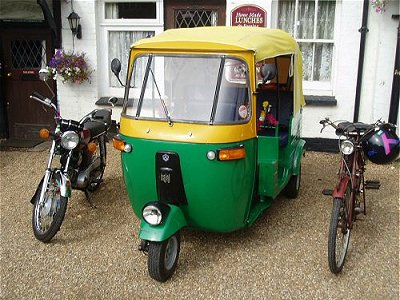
[132,26,301,62]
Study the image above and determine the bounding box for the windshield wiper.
[149,68,173,126]
[210,56,225,125]
[136,55,153,119]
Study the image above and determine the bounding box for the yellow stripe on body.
[120,116,256,144]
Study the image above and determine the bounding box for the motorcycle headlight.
[143,204,163,225]
[61,131,79,150]
[340,140,354,155]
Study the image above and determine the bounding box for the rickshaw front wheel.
[148,232,180,282]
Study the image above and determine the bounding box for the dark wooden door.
[1,28,55,139]
[165,0,226,29]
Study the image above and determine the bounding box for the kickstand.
[84,189,97,208]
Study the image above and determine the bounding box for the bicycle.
[319,118,399,274]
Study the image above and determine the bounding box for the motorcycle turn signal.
[39,128,50,139]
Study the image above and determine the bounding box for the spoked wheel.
[284,165,301,199]
[148,232,180,282]
[32,172,68,243]
[328,197,351,273]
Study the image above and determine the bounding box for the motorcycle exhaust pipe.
[75,157,101,189]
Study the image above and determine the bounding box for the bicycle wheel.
[328,197,351,273]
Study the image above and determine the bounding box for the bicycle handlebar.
[320,117,397,138]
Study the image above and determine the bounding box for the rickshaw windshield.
[124,54,251,124]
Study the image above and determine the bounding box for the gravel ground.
[0,145,399,299]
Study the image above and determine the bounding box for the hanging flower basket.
[47,49,93,84]
[370,0,386,13]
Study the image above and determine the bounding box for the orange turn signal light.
[113,136,132,153]
[87,142,97,154]
[113,138,125,151]
[218,147,246,161]
[39,128,50,139]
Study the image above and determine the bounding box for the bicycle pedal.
[354,207,363,215]
[366,180,380,185]
[322,189,333,196]
[365,181,380,189]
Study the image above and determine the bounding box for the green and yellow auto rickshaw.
[111,26,305,282]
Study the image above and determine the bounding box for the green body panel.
[139,205,187,241]
[257,114,305,199]
[119,114,304,239]
[120,136,257,233]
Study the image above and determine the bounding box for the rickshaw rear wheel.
[148,232,180,282]
[284,165,301,199]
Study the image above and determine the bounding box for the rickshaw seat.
[259,127,289,147]
[256,89,292,147]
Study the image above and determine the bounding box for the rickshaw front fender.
[292,139,306,175]
[139,205,187,242]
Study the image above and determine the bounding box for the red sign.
[231,5,266,27]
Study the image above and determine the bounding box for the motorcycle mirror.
[111,58,122,76]
[39,68,50,81]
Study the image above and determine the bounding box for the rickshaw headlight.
[340,140,354,155]
[61,131,79,150]
[143,205,163,225]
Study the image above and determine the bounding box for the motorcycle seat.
[84,109,112,138]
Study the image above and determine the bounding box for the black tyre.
[87,137,107,192]
[284,165,301,199]
[328,198,351,273]
[32,172,68,243]
[148,232,180,282]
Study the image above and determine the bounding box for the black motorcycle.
[30,69,116,242]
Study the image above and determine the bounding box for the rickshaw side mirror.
[111,58,122,76]
[111,58,125,87]
[261,64,277,84]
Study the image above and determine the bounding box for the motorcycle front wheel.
[32,172,68,243]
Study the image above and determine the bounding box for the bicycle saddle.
[335,121,373,136]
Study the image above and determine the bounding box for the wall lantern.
[67,11,82,39]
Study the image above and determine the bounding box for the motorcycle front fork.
[38,141,72,206]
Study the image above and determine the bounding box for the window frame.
[97,0,164,98]
[273,0,340,96]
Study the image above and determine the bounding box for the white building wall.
[57,0,99,120]
[359,0,399,124]
[303,0,363,139]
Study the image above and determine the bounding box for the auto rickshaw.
[111,26,306,282]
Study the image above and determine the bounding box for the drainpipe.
[388,15,399,124]
[353,0,369,123]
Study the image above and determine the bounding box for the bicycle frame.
[333,134,366,230]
